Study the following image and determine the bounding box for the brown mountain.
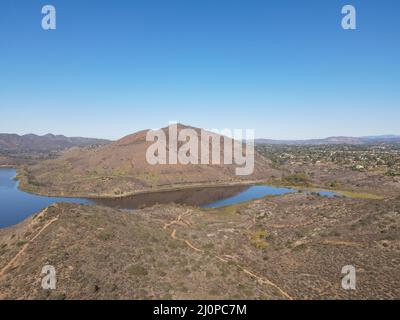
[18,124,280,197]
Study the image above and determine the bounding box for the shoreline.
[262,181,385,200]
[18,177,385,201]
[19,179,260,200]
[2,167,384,201]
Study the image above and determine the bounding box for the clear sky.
[1,0,399,140]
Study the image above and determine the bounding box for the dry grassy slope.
[0,194,399,300]
[19,124,281,197]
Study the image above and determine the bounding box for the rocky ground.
[1,193,399,300]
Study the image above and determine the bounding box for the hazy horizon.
[1,129,400,141]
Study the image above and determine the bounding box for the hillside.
[0,133,110,153]
[18,125,281,197]
[0,193,399,299]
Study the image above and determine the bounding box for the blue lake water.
[0,168,339,228]
[201,185,296,208]
[201,186,339,208]
[0,168,92,228]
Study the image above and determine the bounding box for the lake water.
[0,168,92,228]
[201,185,296,208]
[0,168,339,228]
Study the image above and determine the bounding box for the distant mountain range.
[255,135,400,145]
[0,133,110,152]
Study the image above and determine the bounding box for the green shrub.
[282,173,311,186]
[96,230,114,241]
[127,264,148,277]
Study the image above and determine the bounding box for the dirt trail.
[171,229,204,252]
[0,212,59,279]
[321,240,363,247]
[267,221,314,229]
[241,268,293,300]
[163,209,293,300]
[163,210,192,230]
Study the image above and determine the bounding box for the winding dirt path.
[163,209,293,300]
[0,213,59,279]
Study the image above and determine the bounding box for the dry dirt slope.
[18,124,280,197]
[0,194,399,300]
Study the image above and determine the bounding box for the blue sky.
[0,0,399,140]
